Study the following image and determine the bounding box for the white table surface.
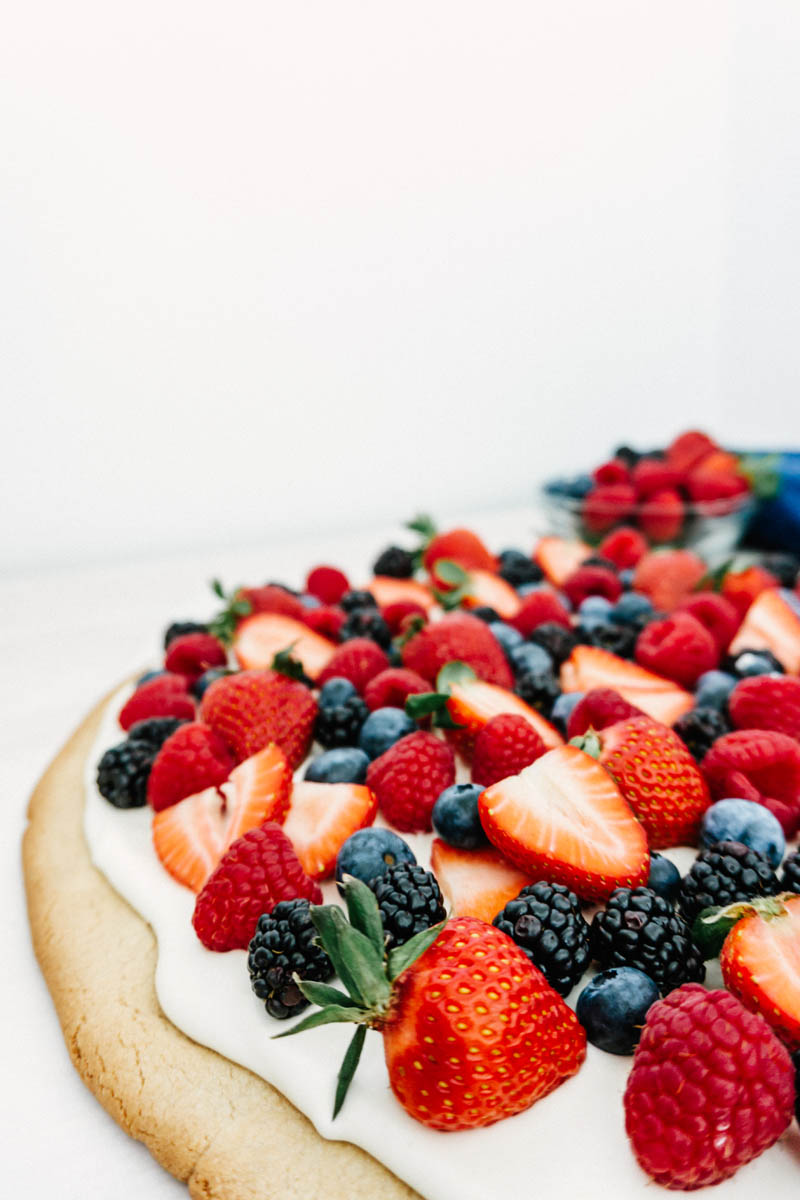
[4,506,545,1199]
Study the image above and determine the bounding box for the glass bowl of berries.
[541,430,770,559]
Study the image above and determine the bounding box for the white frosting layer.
[85,686,800,1199]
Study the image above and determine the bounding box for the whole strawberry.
[146,721,234,811]
[280,881,586,1130]
[366,731,455,832]
[200,669,316,768]
[192,823,322,951]
[729,675,800,742]
[471,713,547,786]
[624,983,794,1190]
[576,716,711,848]
[401,613,513,689]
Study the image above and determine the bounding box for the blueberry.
[488,621,524,657]
[335,828,416,891]
[358,707,416,759]
[694,670,737,711]
[576,967,659,1054]
[700,798,786,869]
[565,474,594,500]
[192,666,233,699]
[619,569,635,590]
[299,593,321,609]
[550,690,585,736]
[609,593,653,627]
[576,610,611,633]
[731,650,785,678]
[579,596,613,618]
[508,642,553,676]
[318,677,358,710]
[517,581,549,598]
[304,747,370,784]
[136,669,167,687]
[432,783,486,849]
[647,853,681,904]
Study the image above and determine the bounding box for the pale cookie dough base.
[22,693,420,1200]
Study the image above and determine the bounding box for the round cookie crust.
[22,691,420,1200]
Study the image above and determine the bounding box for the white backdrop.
[2,1,800,572]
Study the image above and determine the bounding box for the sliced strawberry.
[478,745,649,902]
[367,576,436,612]
[533,536,591,587]
[233,612,336,678]
[460,569,521,620]
[722,566,779,620]
[560,645,694,726]
[423,528,496,585]
[152,742,291,891]
[281,781,378,879]
[720,896,800,1050]
[446,677,563,750]
[430,839,534,923]
[727,589,800,674]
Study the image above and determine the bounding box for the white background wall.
[2,2,800,571]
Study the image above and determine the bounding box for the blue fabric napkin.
[745,452,800,553]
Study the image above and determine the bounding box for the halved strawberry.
[727,589,800,674]
[152,742,291,891]
[533,536,591,587]
[281,781,378,879]
[460,568,521,620]
[233,612,336,678]
[720,895,800,1050]
[430,838,534,923]
[560,645,694,726]
[367,576,436,612]
[445,674,563,751]
[478,745,649,901]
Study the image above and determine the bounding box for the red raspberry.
[381,600,428,636]
[676,592,740,653]
[634,549,707,612]
[666,429,719,472]
[566,688,644,739]
[163,632,228,683]
[301,604,346,639]
[317,638,390,692]
[729,675,800,741]
[598,526,648,569]
[638,488,684,543]
[722,565,780,620]
[562,565,622,608]
[366,731,455,832]
[509,591,572,637]
[192,824,322,951]
[630,458,685,497]
[146,721,234,812]
[200,669,317,768]
[702,729,800,837]
[305,565,349,604]
[238,584,306,621]
[471,714,547,786]
[118,674,195,731]
[582,484,636,535]
[401,613,513,688]
[592,458,630,486]
[635,612,718,687]
[363,668,430,712]
[624,983,794,1190]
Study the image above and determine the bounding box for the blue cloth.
[745,452,800,553]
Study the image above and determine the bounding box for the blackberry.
[163,620,208,649]
[614,444,642,469]
[514,668,560,715]
[370,862,445,949]
[590,887,705,993]
[529,622,578,667]
[760,553,800,588]
[469,605,501,623]
[340,589,377,613]
[339,608,391,649]
[581,556,619,573]
[96,739,155,808]
[127,716,187,751]
[779,850,800,895]
[497,549,544,589]
[678,841,779,925]
[314,694,370,749]
[580,622,637,658]
[372,545,415,578]
[672,707,729,762]
[493,882,590,996]
[247,899,333,1019]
